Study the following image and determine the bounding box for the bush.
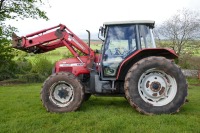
[0,60,17,81]
[62,50,74,59]
[0,39,17,81]
[31,55,52,75]
[3,55,53,83]
[15,57,32,74]
[178,54,200,70]
[0,66,16,81]
[18,73,46,83]
[29,55,53,81]
[14,56,53,83]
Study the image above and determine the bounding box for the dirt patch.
[189,84,200,87]
[0,80,27,86]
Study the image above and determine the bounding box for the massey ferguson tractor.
[12,20,188,115]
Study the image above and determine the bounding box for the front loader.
[12,20,188,115]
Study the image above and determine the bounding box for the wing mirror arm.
[98,27,105,42]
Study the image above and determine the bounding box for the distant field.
[17,43,102,63]
[16,40,200,64]
[194,49,200,56]
[0,78,200,133]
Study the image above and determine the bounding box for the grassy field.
[0,78,200,133]
[17,44,102,63]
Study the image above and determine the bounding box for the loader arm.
[12,24,95,64]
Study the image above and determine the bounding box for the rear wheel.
[124,56,187,115]
[41,72,84,112]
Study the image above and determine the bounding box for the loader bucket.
[12,32,44,53]
[12,33,22,48]
[11,32,28,52]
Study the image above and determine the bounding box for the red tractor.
[12,20,187,115]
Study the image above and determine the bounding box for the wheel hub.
[49,81,74,107]
[58,88,69,99]
[150,82,161,92]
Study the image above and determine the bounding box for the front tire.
[124,56,187,115]
[41,72,84,113]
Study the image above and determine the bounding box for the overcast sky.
[7,0,200,39]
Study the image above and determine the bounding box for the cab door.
[101,25,138,78]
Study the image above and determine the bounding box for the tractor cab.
[99,20,156,78]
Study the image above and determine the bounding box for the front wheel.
[124,56,187,115]
[41,72,84,113]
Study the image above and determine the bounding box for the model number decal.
[59,63,85,67]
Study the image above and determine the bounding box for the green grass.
[0,79,200,133]
[194,49,200,56]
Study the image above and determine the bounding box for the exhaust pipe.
[86,30,90,47]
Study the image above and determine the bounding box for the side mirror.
[98,27,105,41]
[100,27,104,36]
[95,49,101,54]
[104,54,108,61]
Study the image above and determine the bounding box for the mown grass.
[0,78,200,133]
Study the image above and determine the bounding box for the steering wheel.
[114,48,121,55]
[123,46,136,58]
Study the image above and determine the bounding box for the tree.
[0,0,48,20]
[0,0,48,80]
[0,0,48,37]
[157,9,200,55]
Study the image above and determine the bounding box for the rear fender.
[116,48,178,80]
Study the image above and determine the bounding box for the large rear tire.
[41,72,84,113]
[124,56,187,115]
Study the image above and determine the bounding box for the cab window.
[139,25,156,48]
[102,25,137,77]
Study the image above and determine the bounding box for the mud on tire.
[124,56,188,115]
[41,72,84,113]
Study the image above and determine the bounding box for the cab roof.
[103,20,155,28]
